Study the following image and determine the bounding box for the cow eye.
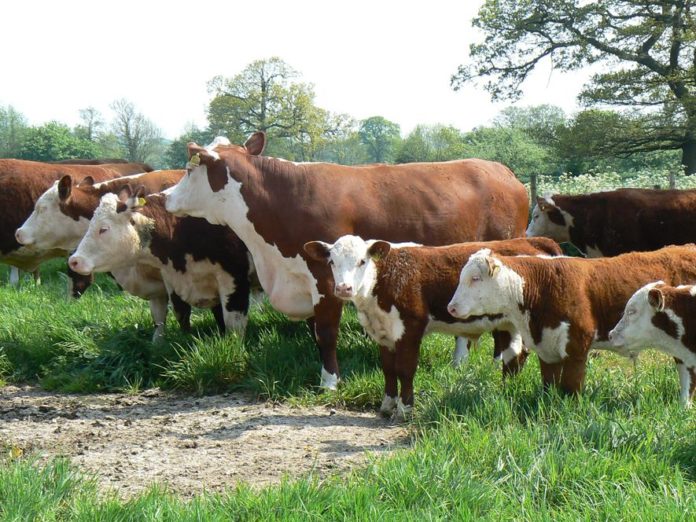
[626,309,635,316]
[99,227,109,235]
[471,275,481,283]
[328,259,334,266]
[358,259,366,267]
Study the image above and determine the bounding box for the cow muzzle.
[334,283,354,300]
[15,228,32,246]
[68,254,94,276]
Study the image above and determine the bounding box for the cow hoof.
[379,395,397,416]
[320,367,339,390]
[392,398,413,423]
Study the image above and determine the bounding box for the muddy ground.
[0,385,409,498]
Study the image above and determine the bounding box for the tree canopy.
[453,0,696,173]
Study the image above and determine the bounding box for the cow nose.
[69,258,80,270]
[448,304,458,316]
[15,229,28,245]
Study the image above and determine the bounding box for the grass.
[1,260,696,520]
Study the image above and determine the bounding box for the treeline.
[0,58,681,180]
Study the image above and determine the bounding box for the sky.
[1,0,594,140]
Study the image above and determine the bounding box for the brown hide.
[371,237,562,408]
[497,245,696,393]
[545,189,696,256]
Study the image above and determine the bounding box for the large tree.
[110,98,163,164]
[452,1,696,174]
[0,105,28,158]
[18,121,98,161]
[358,116,401,163]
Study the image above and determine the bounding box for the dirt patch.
[0,385,409,498]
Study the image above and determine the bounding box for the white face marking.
[609,282,668,351]
[167,160,321,320]
[16,182,89,251]
[320,235,378,300]
[70,193,148,275]
[448,249,524,320]
[525,197,573,243]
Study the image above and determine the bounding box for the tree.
[453,1,696,173]
[359,116,401,163]
[207,58,329,159]
[74,107,104,142]
[0,105,28,158]
[494,105,566,146]
[396,125,467,163]
[110,98,163,163]
[18,121,98,161]
[163,124,214,169]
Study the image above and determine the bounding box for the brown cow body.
[1,159,150,291]
[304,236,562,418]
[448,245,696,395]
[527,189,696,257]
[610,282,696,406]
[165,133,530,388]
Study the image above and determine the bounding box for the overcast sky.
[2,0,593,140]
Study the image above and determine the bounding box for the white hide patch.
[380,395,398,414]
[356,305,405,351]
[585,244,604,258]
[157,255,236,310]
[526,321,571,364]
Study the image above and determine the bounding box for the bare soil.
[0,385,409,498]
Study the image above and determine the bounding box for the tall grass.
[1,260,696,519]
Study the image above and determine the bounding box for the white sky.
[1,0,593,140]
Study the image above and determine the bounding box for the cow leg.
[494,330,529,378]
[452,336,471,368]
[31,269,41,285]
[393,324,426,421]
[558,354,589,395]
[9,267,19,286]
[312,297,344,390]
[675,358,696,407]
[149,296,169,342]
[170,291,192,332]
[221,276,251,336]
[379,345,398,416]
[67,268,93,298]
[211,304,226,333]
[539,359,564,390]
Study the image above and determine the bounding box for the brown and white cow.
[609,282,696,406]
[68,187,254,337]
[304,235,562,418]
[1,158,151,292]
[447,245,696,395]
[527,189,696,257]
[165,133,530,389]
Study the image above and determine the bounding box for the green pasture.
[0,259,695,520]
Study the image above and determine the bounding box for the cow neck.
[663,288,696,353]
[133,196,170,268]
[554,194,603,255]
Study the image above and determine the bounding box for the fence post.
[530,173,538,208]
[669,170,676,189]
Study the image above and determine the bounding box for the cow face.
[609,281,675,353]
[447,249,523,319]
[303,235,390,300]
[15,176,90,251]
[526,196,572,242]
[69,190,150,275]
[165,133,266,225]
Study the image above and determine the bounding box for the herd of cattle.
[3,132,696,419]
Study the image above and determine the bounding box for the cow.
[68,186,254,337]
[303,235,562,418]
[0,158,151,292]
[609,282,696,407]
[447,245,696,396]
[526,189,696,257]
[164,132,530,389]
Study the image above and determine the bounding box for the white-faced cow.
[1,158,151,293]
[448,245,696,395]
[304,235,562,418]
[527,189,696,257]
[165,132,530,389]
[609,282,696,407]
[69,187,254,337]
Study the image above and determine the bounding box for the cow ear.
[187,143,206,167]
[368,240,391,261]
[78,175,95,187]
[130,185,147,211]
[537,197,550,211]
[117,184,133,203]
[485,256,500,278]
[648,288,665,312]
[303,241,331,262]
[244,132,266,156]
[58,175,72,201]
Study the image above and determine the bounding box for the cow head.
[526,195,572,243]
[447,249,523,319]
[303,235,391,300]
[608,281,679,353]
[69,186,151,275]
[165,132,266,225]
[15,175,92,251]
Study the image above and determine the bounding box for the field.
[2,212,696,518]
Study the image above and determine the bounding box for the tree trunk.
[681,137,696,175]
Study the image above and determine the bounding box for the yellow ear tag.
[137,197,147,207]
[189,154,201,166]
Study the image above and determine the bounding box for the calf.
[69,187,254,337]
[447,245,696,395]
[527,189,696,257]
[609,282,696,406]
[304,235,562,419]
